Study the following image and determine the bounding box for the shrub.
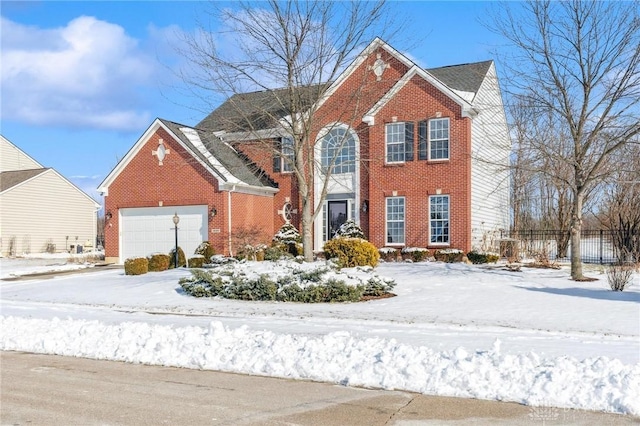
[401,247,430,262]
[467,250,500,264]
[124,257,149,275]
[336,220,365,239]
[272,223,303,256]
[147,253,168,271]
[323,238,379,268]
[188,255,206,268]
[378,247,399,262]
[434,249,464,263]
[147,253,170,272]
[194,241,215,261]
[179,269,225,297]
[168,246,186,268]
[264,245,290,261]
[607,263,634,291]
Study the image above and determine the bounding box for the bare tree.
[597,144,640,263]
[492,0,640,279]
[177,0,395,260]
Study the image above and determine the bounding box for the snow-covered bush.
[401,247,430,262]
[178,259,395,302]
[378,247,399,262]
[188,255,206,268]
[335,220,365,239]
[323,238,379,268]
[272,223,303,256]
[194,241,215,261]
[434,248,464,263]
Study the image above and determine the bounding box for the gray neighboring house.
[0,135,100,256]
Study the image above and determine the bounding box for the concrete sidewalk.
[2,351,637,425]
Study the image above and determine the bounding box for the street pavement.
[1,351,638,425]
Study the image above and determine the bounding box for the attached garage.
[119,205,208,262]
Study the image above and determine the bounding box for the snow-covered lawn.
[1,257,639,415]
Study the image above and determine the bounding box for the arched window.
[320,127,356,174]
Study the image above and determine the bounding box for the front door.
[327,200,348,239]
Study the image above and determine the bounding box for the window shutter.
[404,122,414,161]
[418,121,427,160]
[273,139,282,172]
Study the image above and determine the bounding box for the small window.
[274,137,294,173]
[385,122,414,163]
[429,118,449,160]
[386,197,405,244]
[429,195,449,244]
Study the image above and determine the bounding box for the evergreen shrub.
[168,246,186,268]
[188,255,206,268]
[194,241,215,261]
[124,257,149,275]
[401,247,430,262]
[272,223,303,256]
[335,220,365,239]
[467,250,500,264]
[378,247,399,262]
[147,253,170,272]
[323,238,379,268]
[434,249,464,263]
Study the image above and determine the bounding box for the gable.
[98,119,278,197]
[1,135,43,172]
[0,168,48,192]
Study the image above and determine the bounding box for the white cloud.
[0,16,157,131]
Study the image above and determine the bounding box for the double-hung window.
[429,195,449,244]
[385,122,414,163]
[418,118,449,161]
[429,118,449,160]
[273,137,294,173]
[386,197,405,244]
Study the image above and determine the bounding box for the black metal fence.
[498,229,640,264]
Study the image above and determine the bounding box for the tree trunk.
[570,191,585,280]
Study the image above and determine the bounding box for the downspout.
[227,185,236,256]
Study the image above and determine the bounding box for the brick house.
[99,38,510,264]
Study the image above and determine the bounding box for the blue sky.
[1,1,506,205]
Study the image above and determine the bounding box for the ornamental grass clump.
[124,257,148,275]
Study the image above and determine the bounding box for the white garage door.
[120,205,208,262]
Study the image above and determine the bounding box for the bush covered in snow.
[323,238,379,268]
[335,220,365,239]
[194,241,215,261]
[401,247,431,262]
[188,255,206,268]
[434,249,464,263]
[179,259,395,302]
[272,224,303,256]
[378,247,399,262]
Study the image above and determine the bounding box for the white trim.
[364,66,477,122]
[98,119,276,197]
[428,194,451,246]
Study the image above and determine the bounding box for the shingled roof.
[197,84,327,133]
[426,60,493,95]
[159,119,277,189]
[0,168,48,192]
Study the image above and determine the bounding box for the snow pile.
[1,315,638,415]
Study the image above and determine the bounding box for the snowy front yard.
[1,257,639,415]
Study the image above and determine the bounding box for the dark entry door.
[327,200,348,239]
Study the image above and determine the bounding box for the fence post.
[599,229,603,264]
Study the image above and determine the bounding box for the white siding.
[0,170,98,255]
[1,136,42,172]
[470,63,511,251]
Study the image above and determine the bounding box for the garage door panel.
[120,206,208,261]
